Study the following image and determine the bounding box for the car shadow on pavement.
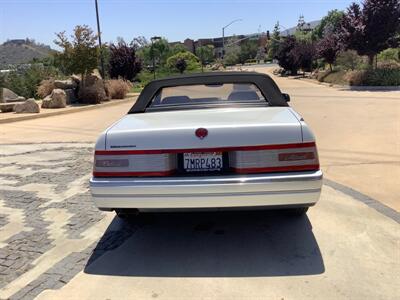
[84,210,325,277]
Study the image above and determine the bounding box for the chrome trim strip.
[92,188,321,198]
[90,170,322,187]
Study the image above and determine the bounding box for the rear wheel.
[115,209,139,219]
[285,207,309,216]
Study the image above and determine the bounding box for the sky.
[0,0,357,48]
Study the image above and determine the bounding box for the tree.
[108,39,142,81]
[238,40,258,64]
[132,36,149,49]
[175,58,187,74]
[295,15,313,41]
[166,51,200,72]
[316,33,341,70]
[293,40,316,72]
[267,22,281,60]
[196,45,214,71]
[171,44,187,54]
[276,36,299,75]
[152,38,171,67]
[340,0,400,67]
[136,38,171,69]
[297,15,307,32]
[336,50,362,70]
[223,36,240,65]
[312,10,345,40]
[54,25,99,78]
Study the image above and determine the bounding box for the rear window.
[148,83,267,110]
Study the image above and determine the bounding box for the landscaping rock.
[65,89,78,105]
[14,98,40,113]
[1,88,18,102]
[1,88,25,103]
[78,71,108,104]
[0,103,16,113]
[41,89,67,108]
[71,74,81,85]
[54,80,77,90]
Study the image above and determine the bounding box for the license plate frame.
[182,152,224,173]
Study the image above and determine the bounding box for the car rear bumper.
[90,170,323,210]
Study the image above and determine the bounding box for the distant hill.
[280,20,321,36]
[0,39,53,69]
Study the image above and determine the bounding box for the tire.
[285,207,309,217]
[115,209,139,219]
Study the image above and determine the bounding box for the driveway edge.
[0,95,139,125]
[296,77,400,91]
[324,178,400,223]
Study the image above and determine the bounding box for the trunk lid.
[105,107,302,150]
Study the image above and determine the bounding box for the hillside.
[0,39,53,68]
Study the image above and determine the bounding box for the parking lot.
[0,68,399,299]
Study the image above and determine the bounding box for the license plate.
[183,152,223,172]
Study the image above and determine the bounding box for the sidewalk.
[0,93,139,124]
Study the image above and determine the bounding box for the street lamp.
[94,0,105,79]
[151,36,161,79]
[222,19,242,59]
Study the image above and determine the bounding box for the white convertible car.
[90,72,322,217]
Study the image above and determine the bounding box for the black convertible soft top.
[128,72,288,113]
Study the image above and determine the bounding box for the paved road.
[0,68,399,299]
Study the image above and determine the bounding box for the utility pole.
[222,19,242,59]
[95,0,105,78]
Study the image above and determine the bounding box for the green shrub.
[363,68,400,86]
[223,52,239,66]
[378,48,400,63]
[166,51,200,72]
[345,68,400,86]
[3,64,59,99]
[0,73,5,100]
[377,60,400,69]
[336,50,363,71]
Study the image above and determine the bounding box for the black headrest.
[161,96,191,105]
[228,91,260,101]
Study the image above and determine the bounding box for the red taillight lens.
[95,159,129,168]
[230,144,319,174]
[278,152,315,161]
[93,153,176,177]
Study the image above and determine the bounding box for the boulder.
[14,99,40,113]
[2,88,18,102]
[83,70,102,86]
[64,89,78,104]
[1,88,25,103]
[78,71,108,104]
[54,80,77,90]
[41,89,67,108]
[71,74,81,85]
[0,103,16,112]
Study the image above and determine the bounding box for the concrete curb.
[0,95,139,124]
[297,77,400,91]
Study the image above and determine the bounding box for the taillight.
[93,152,176,177]
[229,143,319,174]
